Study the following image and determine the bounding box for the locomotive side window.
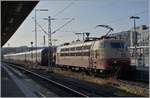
[124,43,128,50]
[60,52,90,56]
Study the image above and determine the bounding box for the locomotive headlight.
[114,60,117,64]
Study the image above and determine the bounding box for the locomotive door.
[89,50,94,69]
[89,41,99,69]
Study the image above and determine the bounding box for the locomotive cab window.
[100,42,108,48]
[123,43,128,50]
[110,42,124,48]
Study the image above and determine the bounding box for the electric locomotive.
[56,25,130,77]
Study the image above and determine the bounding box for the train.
[3,37,130,77]
[56,37,130,76]
[3,47,55,66]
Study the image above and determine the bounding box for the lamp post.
[30,41,33,62]
[43,35,46,47]
[130,16,140,47]
[48,16,52,72]
[34,9,48,64]
[130,16,140,65]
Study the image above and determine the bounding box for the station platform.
[1,66,25,97]
[1,62,58,97]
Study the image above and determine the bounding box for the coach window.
[60,53,63,56]
[61,48,64,51]
[76,52,80,56]
[63,48,66,51]
[66,48,69,51]
[70,47,75,51]
[65,48,67,51]
[71,53,75,56]
[76,47,82,50]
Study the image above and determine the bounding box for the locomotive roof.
[58,38,124,48]
[58,41,93,49]
[57,38,125,52]
[4,48,46,56]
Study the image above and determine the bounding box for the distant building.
[136,25,149,46]
[111,25,149,67]
[111,25,149,47]
[111,30,131,46]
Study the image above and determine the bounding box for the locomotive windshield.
[100,41,127,49]
[110,42,125,48]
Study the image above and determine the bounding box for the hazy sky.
[4,0,149,47]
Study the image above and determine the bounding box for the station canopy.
[1,1,39,47]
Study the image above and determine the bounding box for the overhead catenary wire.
[37,18,75,36]
[53,0,76,17]
[36,1,76,37]
[52,18,75,34]
[103,10,147,25]
[36,1,147,38]
[37,22,48,35]
[80,10,148,32]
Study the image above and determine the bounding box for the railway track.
[118,79,148,89]
[3,62,119,97]
[3,63,88,97]
[3,61,146,97]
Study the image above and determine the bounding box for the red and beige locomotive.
[56,26,130,77]
[56,36,130,76]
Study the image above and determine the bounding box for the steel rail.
[118,79,148,89]
[6,63,89,97]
